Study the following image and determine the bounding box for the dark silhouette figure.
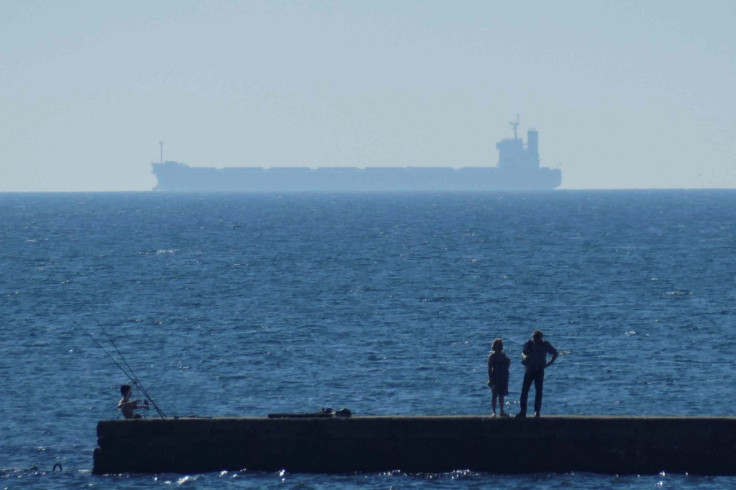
[487,338,510,417]
[118,384,149,419]
[517,330,558,418]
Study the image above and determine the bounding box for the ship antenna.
[510,115,520,139]
[159,141,164,164]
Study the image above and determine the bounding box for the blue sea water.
[1,190,735,488]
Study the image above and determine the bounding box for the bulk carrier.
[151,119,561,192]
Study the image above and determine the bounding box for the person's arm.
[487,354,494,386]
[521,341,530,365]
[545,343,558,367]
[135,399,150,410]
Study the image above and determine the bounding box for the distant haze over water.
[2,1,736,191]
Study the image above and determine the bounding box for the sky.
[1,0,735,191]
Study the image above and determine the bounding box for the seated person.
[118,384,149,419]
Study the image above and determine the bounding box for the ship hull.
[152,162,562,192]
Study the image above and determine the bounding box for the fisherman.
[118,384,149,419]
[516,329,558,418]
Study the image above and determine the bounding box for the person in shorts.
[487,337,510,417]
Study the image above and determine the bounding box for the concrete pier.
[93,415,736,475]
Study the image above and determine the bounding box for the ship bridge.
[496,117,540,171]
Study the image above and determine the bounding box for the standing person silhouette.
[517,329,558,418]
[487,338,510,417]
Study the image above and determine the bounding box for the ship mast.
[510,115,520,140]
[159,141,164,164]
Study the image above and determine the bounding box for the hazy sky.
[2,0,735,191]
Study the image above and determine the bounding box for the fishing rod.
[88,331,167,418]
[90,331,167,419]
[100,331,167,416]
[102,331,168,419]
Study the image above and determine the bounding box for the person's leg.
[533,369,545,416]
[499,394,506,416]
[518,371,533,416]
[491,392,498,415]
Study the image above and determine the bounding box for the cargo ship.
[151,119,561,192]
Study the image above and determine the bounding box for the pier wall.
[93,415,736,475]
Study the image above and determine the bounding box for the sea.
[1,190,734,489]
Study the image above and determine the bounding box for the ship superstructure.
[497,117,542,171]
